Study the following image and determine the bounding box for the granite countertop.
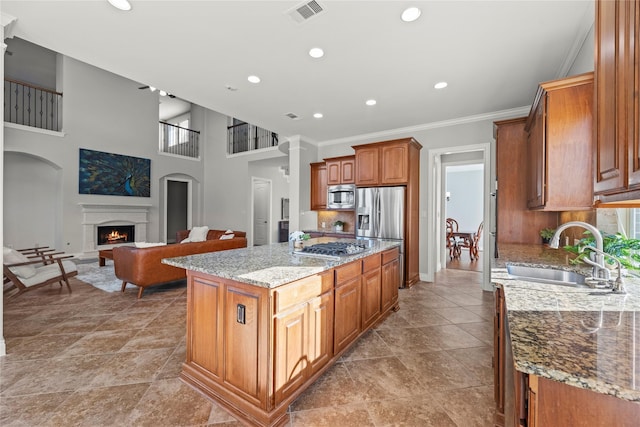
[492,243,640,402]
[163,237,399,289]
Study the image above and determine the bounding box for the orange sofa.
[113,229,246,298]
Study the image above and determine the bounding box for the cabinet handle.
[237,304,246,324]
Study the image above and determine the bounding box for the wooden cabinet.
[518,374,640,427]
[353,139,417,186]
[493,285,506,427]
[353,145,379,186]
[361,254,381,330]
[334,261,362,354]
[494,118,558,244]
[381,247,400,313]
[352,138,422,288]
[273,272,333,404]
[310,162,327,210]
[593,0,640,204]
[524,73,594,210]
[325,155,355,185]
[182,249,400,427]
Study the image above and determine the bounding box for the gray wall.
[4,56,206,251]
[445,167,484,248]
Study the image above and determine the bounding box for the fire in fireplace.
[97,225,135,245]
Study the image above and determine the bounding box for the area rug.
[75,260,122,293]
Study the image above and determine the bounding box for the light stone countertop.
[492,243,640,402]
[162,237,400,289]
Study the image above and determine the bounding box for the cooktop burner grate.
[299,241,367,257]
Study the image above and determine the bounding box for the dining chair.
[445,218,461,259]
[459,221,483,261]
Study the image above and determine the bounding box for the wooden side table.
[98,249,114,267]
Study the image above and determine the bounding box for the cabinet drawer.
[335,261,361,286]
[274,274,332,313]
[362,253,381,272]
[382,247,399,264]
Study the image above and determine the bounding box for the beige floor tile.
[126,378,213,426]
[365,396,458,427]
[2,268,497,426]
[291,403,375,426]
[43,383,149,426]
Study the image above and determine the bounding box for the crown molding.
[316,106,531,147]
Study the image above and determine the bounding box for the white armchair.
[3,247,77,298]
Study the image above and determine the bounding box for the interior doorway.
[165,178,192,243]
[426,143,493,291]
[252,177,271,246]
[444,163,484,272]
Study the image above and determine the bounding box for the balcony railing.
[4,78,63,131]
[227,121,278,154]
[159,121,200,159]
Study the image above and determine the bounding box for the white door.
[253,178,271,246]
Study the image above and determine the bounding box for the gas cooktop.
[295,241,368,259]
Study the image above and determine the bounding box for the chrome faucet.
[580,246,625,293]
[549,221,607,280]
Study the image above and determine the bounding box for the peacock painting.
[79,148,150,197]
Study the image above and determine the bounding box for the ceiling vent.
[284,112,300,120]
[287,0,324,24]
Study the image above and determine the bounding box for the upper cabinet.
[593,0,640,205]
[325,155,355,185]
[525,73,594,211]
[310,162,327,211]
[353,138,420,186]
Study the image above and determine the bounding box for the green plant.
[539,228,556,240]
[563,230,640,270]
[333,220,344,227]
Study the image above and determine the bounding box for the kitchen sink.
[506,264,590,287]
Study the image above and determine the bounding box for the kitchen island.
[163,238,401,427]
[492,244,640,426]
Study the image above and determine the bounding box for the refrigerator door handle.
[374,189,381,237]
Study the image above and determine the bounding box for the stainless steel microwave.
[327,184,355,209]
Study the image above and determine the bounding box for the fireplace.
[97,225,135,245]
[79,203,150,256]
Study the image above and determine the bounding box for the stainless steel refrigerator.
[355,186,405,286]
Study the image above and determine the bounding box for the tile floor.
[1,266,495,426]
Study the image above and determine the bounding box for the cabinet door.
[224,285,265,404]
[341,157,355,184]
[355,147,379,186]
[310,162,327,210]
[334,277,361,354]
[361,267,381,330]
[381,258,399,313]
[273,304,308,404]
[308,291,334,375]
[189,275,224,377]
[494,286,505,426]
[326,160,342,186]
[527,100,545,209]
[594,0,627,195]
[381,142,409,184]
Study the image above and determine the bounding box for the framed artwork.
[79,148,151,197]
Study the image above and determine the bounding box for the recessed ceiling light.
[313,113,323,119]
[401,7,421,22]
[309,47,324,58]
[159,90,167,97]
[248,75,261,84]
[366,99,377,106]
[108,0,132,11]
[434,81,448,89]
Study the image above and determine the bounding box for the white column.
[0,12,18,357]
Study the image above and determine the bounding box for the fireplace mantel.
[79,203,150,255]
